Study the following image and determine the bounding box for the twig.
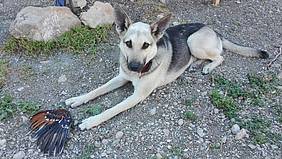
[267,47,281,69]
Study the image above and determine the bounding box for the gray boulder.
[80,1,114,28]
[9,6,81,41]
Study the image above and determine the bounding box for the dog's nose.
[128,61,143,72]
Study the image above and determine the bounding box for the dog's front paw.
[202,66,211,75]
[65,95,89,108]
[79,116,100,130]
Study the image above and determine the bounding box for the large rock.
[80,1,114,28]
[72,0,87,9]
[9,6,81,41]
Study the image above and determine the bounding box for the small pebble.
[248,144,256,149]
[231,124,240,134]
[163,129,170,136]
[150,108,157,115]
[156,153,163,159]
[235,129,249,140]
[178,119,184,126]
[271,145,278,149]
[13,151,25,159]
[0,139,6,147]
[58,74,67,83]
[197,127,204,137]
[221,136,227,144]
[115,131,124,139]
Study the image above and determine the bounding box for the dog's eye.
[142,42,150,49]
[125,40,132,48]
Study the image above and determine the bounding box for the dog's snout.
[128,61,143,72]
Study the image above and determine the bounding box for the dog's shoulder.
[161,23,205,71]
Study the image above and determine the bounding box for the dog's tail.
[221,38,269,59]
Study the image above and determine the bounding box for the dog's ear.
[151,14,172,39]
[114,5,132,36]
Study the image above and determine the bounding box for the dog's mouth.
[140,60,153,73]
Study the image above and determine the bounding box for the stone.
[21,116,29,124]
[235,128,249,140]
[80,1,114,28]
[197,127,204,137]
[150,107,157,115]
[13,151,25,159]
[214,108,219,114]
[102,139,109,145]
[163,129,170,136]
[94,141,101,148]
[248,144,256,149]
[221,136,227,144]
[231,124,240,135]
[156,153,163,159]
[277,71,282,80]
[9,6,81,41]
[72,0,87,9]
[177,119,184,126]
[160,0,167,4]
[17,87,24,92]
[0,139,6,148]
[58,74,67,83]
[271,145,278,149]
[115,131,124,139]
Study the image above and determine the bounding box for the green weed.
[78,144,95,159]
[184,111,197,122]
[17,101,40,115]
[0,60,8,88]
[84,104,102,116]
[210,90,238,119]
[3,25,112,55]
[0,95,15,121]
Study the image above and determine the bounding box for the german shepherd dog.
[65,6,268,130]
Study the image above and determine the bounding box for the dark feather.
[29,109,72,156]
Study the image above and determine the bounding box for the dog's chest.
[161,23,205,71]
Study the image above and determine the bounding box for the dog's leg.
[78,84,154,130]
[202,55,224,74]
[65,75,128,108]
[212,0,220,6]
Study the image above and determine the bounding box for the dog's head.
[114,6,172,73]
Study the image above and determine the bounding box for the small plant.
[170,146,184,157]
[0,60,8,88]
[0,94,41,120]
[78,144,95,159]
[3,25,112,55]
[184,111,197,121]
[17,101,40,115]
[0,95,15,121]
[210,90,238,119]
[185,97,196,107]
[84,104,102,116]
[209,143,221,150]
[212,75,246,98]
[241,117,281,144]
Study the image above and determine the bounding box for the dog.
[65,6,269,130]
[212,0,220,6]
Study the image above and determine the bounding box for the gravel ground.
[0,0,281,159]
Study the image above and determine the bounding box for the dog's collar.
[140,60,153,73]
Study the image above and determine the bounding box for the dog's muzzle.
[127,60,153,73]
[128,61,144,72]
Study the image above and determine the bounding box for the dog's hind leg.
[78,82,155,130]
[65,74,128,108]
[202,55,224,74]
[187,26,224,74]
